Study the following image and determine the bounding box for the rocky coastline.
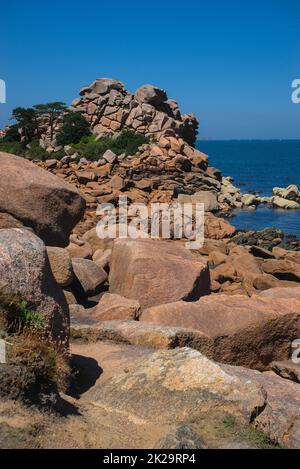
[0,78,300,449]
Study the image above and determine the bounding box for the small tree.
[56,111,91,146]
[12,107,39,143]
[34,102,67,141]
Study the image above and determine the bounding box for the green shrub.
[73,130,149,161]
[111,129,150,155]
[0,292,45,334]
[0,292,71,392]
[3,125,21,142]
[0,138,61,162]
[56,111,91,146]
[0,140,25,156]
[25,139,49,161]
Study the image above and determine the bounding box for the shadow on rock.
[69,354,103,398]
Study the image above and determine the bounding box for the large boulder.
[272,196,300,209]
[80,78,124,96]
[109,238,210,309]
[204,213,236,239]
[262,259,300,282]
[178,191,219,212]
[71,258,108,298]
[135,85,167,106]
[83,348,266,427]
[91,293,140,321]
[0,152,85,246]
[0,229,69,343]
[273,184,300,201]
[225,248,263,289]
[141,294,300,369]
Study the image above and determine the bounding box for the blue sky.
[1,0,299,139]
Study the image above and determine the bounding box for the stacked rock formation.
[71,78,198,145]
[36,78,232,230]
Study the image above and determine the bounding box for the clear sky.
[1,0,299,139]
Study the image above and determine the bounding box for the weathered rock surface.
[0,152,85,246]
[70,316,212,352]
[91,293,141,321]
[272,196,300,209]
[46,247,73,287]
[226,365,300,448]
[92,248,111,271]
[73,78,198,145]
[253,274,299,291]
[204,213,236,239]
[141,294,300,369]
[273,184,300,202]
[71,258,107,298]
[109,238,210,309]
[259,286,300,299]
[262,259,300,282]
[155,425,205,449]
[83,348,266,426]
[0,213,25,230]
[178,191,219,212]
[0,228,69,343]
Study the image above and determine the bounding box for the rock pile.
[218,180,300,210]
[1,78,300,449]
[37,137,220,212]
[272,184,300,209]
[72,78,198,145]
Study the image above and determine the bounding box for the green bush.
[0,138,63,161]
[0,292,45,335]
[25,139,48,160]
[56,111,91,146]
[0,140,25,156]
[111,129,150,155]
[73,130,149,161]
[2,125,21,142]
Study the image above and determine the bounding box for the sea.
[197,140,300,238]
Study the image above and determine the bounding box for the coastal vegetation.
[0,104,149,162]
[0,292,71,399]
[71,131,149,161]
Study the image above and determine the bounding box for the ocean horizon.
[197,139,300,237]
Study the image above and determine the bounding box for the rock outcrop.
[71,78,198,145]
[141,294,300,369]
[83,347,266,426]
[109,238,210,309]
[0,152,85,246]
